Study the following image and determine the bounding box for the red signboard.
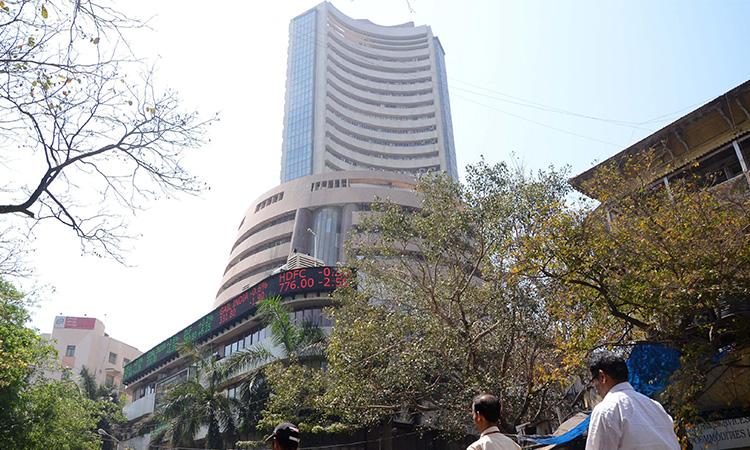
[63,316,96,329]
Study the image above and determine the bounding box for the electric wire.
[285,23,692,135]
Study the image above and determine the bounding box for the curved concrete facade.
[214,171,420,307]
[280,2,458,182]
[214,3,456,307]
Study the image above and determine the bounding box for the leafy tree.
[521,153,750,426]
[18,379,103,450]
[0,278,55,447]
[315,161,574,434]
[1,278,106,449]
[0,0,215,270]
[78,366,125,450]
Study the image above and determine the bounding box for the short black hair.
[588,350,629,383]
[472,394,500,423]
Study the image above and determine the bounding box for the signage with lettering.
[690,417,750,450]
[54,316,96,330]
[123,266,352,384]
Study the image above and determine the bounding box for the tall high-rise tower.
[214,2,457,307]
[280,2,458,182]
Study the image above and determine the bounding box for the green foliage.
[521,152,750,426]
[153,297,327,447]
[0,279,53,390]
[154,346,236,449]
[0,278,115,449]
[17,379,102,450]
[259,363,344,433]
[321,160,575,433]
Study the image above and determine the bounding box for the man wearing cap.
[468,394,521,450]
[266,422,301,450]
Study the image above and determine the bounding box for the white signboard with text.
[690,417,750,450]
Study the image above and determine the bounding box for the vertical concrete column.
[290,208,313,256]
[339,203,356,263]
[732,140,750,188]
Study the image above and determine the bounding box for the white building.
[42,315,141,389]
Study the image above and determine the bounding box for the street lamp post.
[306,227,318,259]
[97,428,121,450]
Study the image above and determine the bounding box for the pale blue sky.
[27,1,750,351]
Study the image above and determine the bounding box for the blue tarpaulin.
[523,343,682,448]
[627,343,681,397]
[527,415,590,446]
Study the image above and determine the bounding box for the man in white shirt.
[586,351,680,450]
[467,394,521,450]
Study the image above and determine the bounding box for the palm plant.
[153,347,237,449]
[226,296,326,373]
[226,296,327,438]
[152,296,327,446]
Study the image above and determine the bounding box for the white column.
[662,177,673,200]
[732,140,750,188]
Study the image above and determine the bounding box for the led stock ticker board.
[123,267,352,384]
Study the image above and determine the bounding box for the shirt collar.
[607,381,634,395]
[481,426,501,437]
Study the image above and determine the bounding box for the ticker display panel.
[123,267,351,384]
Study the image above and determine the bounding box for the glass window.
[105,375,115,388]
[108,352,117,364]
[312,207,341,265]
[281,10,317,182]
[227,386,238,399]
[123,358,130,366]
[65,345,76,357]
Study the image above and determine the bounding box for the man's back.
[467,426,521,450]
[586,382,680,450]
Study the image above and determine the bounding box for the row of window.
[64,345,130,367]
[327,44,431,75]
[255,192,284,213]
[327,92,435,122]
[231,212,296,252]
[662,135,750,189]
[326,105,436,135]
[327,52,433,86]
[220,257,287,293]
[326,136,439,161]
[310,177,415,193]
[327,30,430,63]
[328,41,432,75]
[325,16,428,47]
[221,308,333,359]
[328,79,435,110]
[324,149,440,173]
[328,66,433,98]
[228,235,292,274]
[311,178,348,191]
[327,119,438,147]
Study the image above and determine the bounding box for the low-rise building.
[571,78,750,450]
[42,315,142,389]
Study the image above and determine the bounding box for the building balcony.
[124,392,155,421]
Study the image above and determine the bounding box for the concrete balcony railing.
[124,392,155,421]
